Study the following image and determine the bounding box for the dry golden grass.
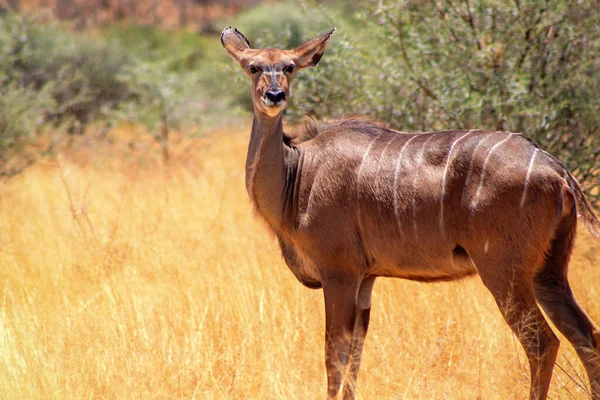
[1,126,599,399]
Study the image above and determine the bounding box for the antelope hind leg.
[476,257,560,400]
[535,279,600,399]
[534,214,600,399]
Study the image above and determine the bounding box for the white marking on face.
[262,70,283,76]
[393,135,420,233]
[520,148,538,208]
[262,97,275,107]
[484,239,490,254]
[440,130,474,234]
[471,133,515,210]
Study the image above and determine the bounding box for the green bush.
[105,23,229,133]
[0,13,134,134]
[117,59,203,161]
[0,13,217,171]
[0,82,54,168]
[102,23,212,72]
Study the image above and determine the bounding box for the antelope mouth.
[261,96,286,109]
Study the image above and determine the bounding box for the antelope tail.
[565,170,600,238]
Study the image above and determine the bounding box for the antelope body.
[221,27,600,400]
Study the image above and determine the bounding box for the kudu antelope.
[221,27,600,400]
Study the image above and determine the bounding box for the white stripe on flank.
[393,135,420,233]
[411,134,438,234]
[380,135,400,159]
[357,135,380,183]
[439,130,474,234]
[356,135,381,226]
[461,133,494,210]
[471,133,515,209]
[520,148,539,208]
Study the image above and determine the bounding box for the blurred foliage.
[0,10,134,170]
[228,2,311,48]
[1,0,599,201]
[0,13,133,133]
[0,12,217,173]
[0,81,54,174]
[102,24,211,71]
[117,60,202,161]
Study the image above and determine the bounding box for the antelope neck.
[246,109,294,230]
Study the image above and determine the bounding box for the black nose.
[265,89,286,104]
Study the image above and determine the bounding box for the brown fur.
[285,117,394,146]
[284,117,320,146]
[221,27,600,400]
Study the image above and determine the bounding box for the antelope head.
[221,27,336,117]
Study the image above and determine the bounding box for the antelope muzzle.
[264,88,286,107]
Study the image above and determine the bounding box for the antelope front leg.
[347,277,376,386]
[323,279,360,399]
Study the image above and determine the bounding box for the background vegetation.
[1,0,598,195]
[0,1,599,398]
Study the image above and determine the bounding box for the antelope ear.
[291,28,336,69]
[221,27,252,63]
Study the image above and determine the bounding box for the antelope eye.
[285,64,295,73]
[248,65,258,74]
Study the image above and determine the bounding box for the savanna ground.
[0,124,598,399]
